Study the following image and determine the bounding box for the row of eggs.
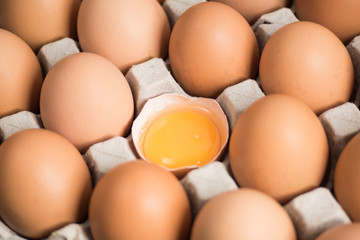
[1,0,359,52]
[0,0,359,239]
[0,0,358,118]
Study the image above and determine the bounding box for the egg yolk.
[143,109,221,169]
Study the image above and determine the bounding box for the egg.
[131,93,229,178]
[77,0,170,73]
[0,0,81,53]
[191,188,296,240]
[316,223,360,240]
[169,1,259,98]
[0,129,92,239]
[210,0,291,25]
[229,94,329,204]
[295,0,360,44]
[0,29,43,118]
[259,21,354,114]
[40,52,134,153]
[89,160,191,240]
[334,132,360,221]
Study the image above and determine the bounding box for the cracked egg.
[132,93,229,178]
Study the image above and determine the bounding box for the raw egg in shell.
[132,93,229,178]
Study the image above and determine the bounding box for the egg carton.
[1,1,360,240]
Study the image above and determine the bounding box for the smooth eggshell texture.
[316,223,360,240]
[259,21,354,115]
[296,0,360,44]
[229,94,329,204]
[334,133,360,221]
[169,2,259,98]
[191,188,296,240]
[89,160,191,240]
[0,0,81,53]
[0,29,43,118]
[211,0,290,25]
[77,0,170,73]
[0,129,92,239]
[40,52,134,153]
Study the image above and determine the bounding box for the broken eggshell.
[131,93,229,178]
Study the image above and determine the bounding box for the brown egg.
[77,0,170,73]
[0,129,92,239]
[89,160,191,240]
[229,94,329,204]
[191,188,296,240]
[0,29,43,118]
[40,52,134,153]
[169,2,259,98]
[334,132,360,221]
[296,0,360,44]
[211,0,291,25]
[0,0,81,53]
[316,223,360,240]
[259,21,354,114]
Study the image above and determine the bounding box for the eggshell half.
[132,93,229,178]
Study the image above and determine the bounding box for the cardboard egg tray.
[1,1,360,240]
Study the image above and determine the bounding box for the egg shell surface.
[334,132,360,221]
[0,0,81,53]
[89,160,192,240]
[40,52,134,153]
[77,0,170,73]
[0,29,43,118]
[0,129,92,239]
[169,1,259,98]
[190,188,296,240]
[259,21,354,114]
[229,94,329,204]
[296,0,360,44]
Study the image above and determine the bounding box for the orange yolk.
[143,109,221,169]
